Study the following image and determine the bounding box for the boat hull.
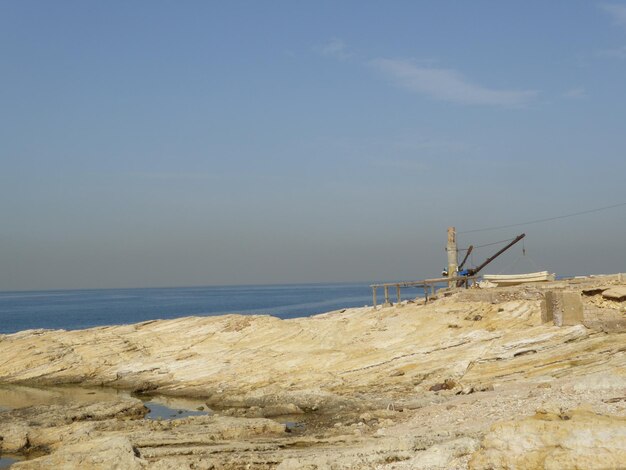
[482,271,555,286]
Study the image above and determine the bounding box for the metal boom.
[458,245,473,271]
[466,233,526,277]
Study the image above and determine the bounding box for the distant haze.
[1,1,625,291]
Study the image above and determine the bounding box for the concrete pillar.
[383,286,391,307]
[447,226,458,288]
[372,287,377,309]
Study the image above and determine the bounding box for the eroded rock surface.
[1,275,625,468]
[12,436,146,470]
[469,407,626,470]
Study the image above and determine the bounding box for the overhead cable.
[458,237,516,252]
[459,202,626,234]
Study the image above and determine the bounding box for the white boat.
[482,271,556,286]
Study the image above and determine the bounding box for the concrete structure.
[541,291,556,324]
[447,227,458,288]
[541,290,584,326]
[370,276,477,308]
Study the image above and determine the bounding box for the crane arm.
[466,234,526,277]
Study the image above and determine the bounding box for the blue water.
[144,401,208,420]
[0,457,19,469]
[0,283,424,335]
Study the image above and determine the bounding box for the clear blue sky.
[1,1,625,290]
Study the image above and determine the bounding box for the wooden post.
[447,227,458,288]
[372,287,377,308]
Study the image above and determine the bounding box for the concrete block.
[560,292,584,326]
[555,292,584,326]
[542,291,584,327]
[541,291,555,323]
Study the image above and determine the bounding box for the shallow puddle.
[0,384,211,421]
[0,456,21,469]
[143,401,209,420]
[284,421,306,433]
[0,383,132,409]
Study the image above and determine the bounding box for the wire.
[474,238,516,249]
[458,237,516,252]
[459,202,626,234]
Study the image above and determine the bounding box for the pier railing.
[370,276,479,308]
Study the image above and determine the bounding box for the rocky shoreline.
[1,275,625,469]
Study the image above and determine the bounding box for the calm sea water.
[0,283,424,335]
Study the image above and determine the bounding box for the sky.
[1,1,626,290]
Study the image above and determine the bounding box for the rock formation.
[1,274,625,468]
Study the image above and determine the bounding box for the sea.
[0,283,425,335]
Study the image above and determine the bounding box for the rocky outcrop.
[1,275,625,468]
[581,283,626,332]
[601,286,626,301]
[382,437,479,470]
[469,407,626,470]
[1,399,289,469]
[12,436,146,470]
[0,398,147,453]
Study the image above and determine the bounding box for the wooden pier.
[370,276,478,308]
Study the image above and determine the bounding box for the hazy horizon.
[2,1,625,291]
